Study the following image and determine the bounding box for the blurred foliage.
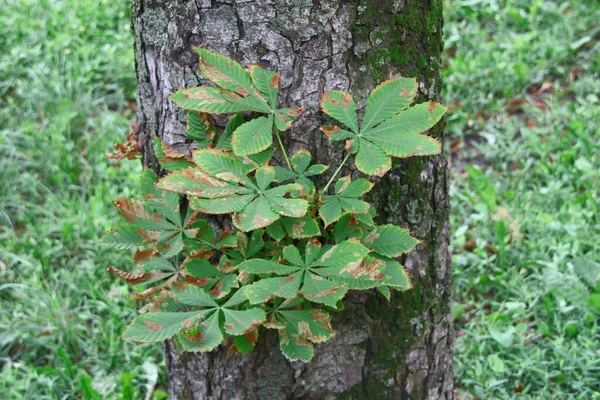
[445,0,600,398]
[0,0,165,398]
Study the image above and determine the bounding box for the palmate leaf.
[273,150,328,194]
[320,81,447,177]
[319,177,374,226]
[158,150,308,232]
[106,169,209,266]
[161,285,266,352]
[239,240,376,306]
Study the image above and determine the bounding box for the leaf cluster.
[105,48,447,361]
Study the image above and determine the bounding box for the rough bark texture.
[132,0,452,398]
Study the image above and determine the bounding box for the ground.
[0,0,598,398]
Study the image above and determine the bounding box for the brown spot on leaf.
[185,329,204,343]
[270,73,280,88]
[107,266,162,285]
[427,101,436,113]
[134,248,156,265]
[144,320,162,331]
[133,287,162,300]
[291,221,305,236]
[344,139,353,152]
[342,92,352,109]
[320,126,340,139]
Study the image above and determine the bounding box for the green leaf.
[301,273,347,307]
[266,220,286,241]
[313,241,370,268]
[222,308,266,336]
[320,91,359,133]
[333,214,367,243]
[277,309,334,362]
[195,48,270,112]
[173,285,218,307]
[238,259,299,275]
[193,149,252,184]
[245,272,303,303]
[170,86,249,113]
[216,114,245,149]
[185,259,221,278]
[277,308,335,362]
[248,64,279,108]
[176,312,223,352]
[278,328,314,362]
[336,177,374,197]
[102,225,144,249]
[273,150,327,194]
[283,245,304,266]
[361,102,446,157]
[255,166,276,190]
[191,193,256,214]
[362,224,419,258]
[321,126,356,142]
[320,256,387,289]
[186,111,215,148]
[361,77,417,133]
[233,195,280,232]
[233,331,258,354]
[354,138,391,177]
[231,116,274,156]
[280,215,321,239]
[274,108,302,131]
[319,197,342,227]
[122,311,205,342]
[157,167,236,197]
[338,198,370,214]
[379,257,412,290]
[241,147,274,170]
[290,150,312,173]
[264,196,308,218]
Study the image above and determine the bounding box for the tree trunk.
[132,0,452,398]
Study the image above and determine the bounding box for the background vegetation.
[0,0,598,398]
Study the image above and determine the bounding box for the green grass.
[444,0,600,398]
[0,0,165,398]
[1,0,599,399]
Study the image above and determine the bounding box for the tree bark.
[132,0,452,398]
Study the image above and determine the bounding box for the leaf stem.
[322,151,351,194]
[275,128,294,172]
